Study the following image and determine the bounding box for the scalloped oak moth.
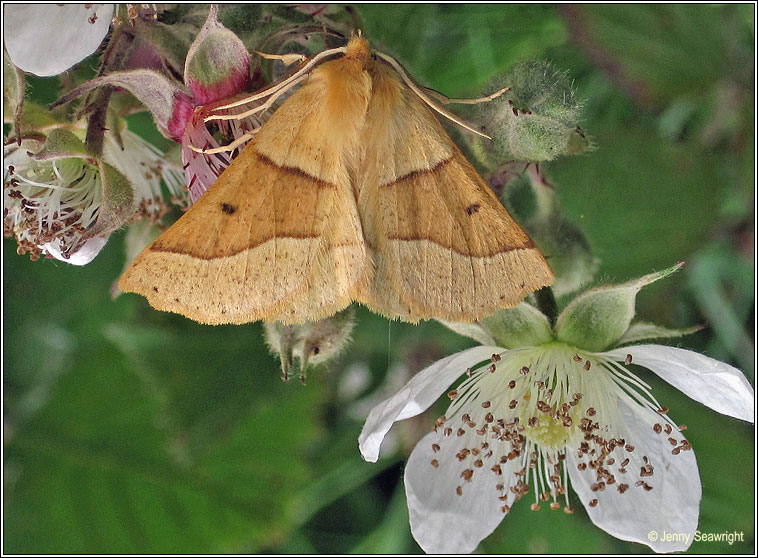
[119,36,554,325]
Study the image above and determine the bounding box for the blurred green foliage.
[4,4,754,554]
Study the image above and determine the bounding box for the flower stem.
[534,286,558,327]
[84,23,135,156]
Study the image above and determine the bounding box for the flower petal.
[567,397,700,552]
[405,429,516,553]
[44,235,109,266]
[358,346,502,462]
[604,345,754,422]
[4,4,113,77]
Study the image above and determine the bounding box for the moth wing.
[356,64,554,322]
[119,59,371,325]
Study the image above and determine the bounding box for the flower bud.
[555,263,684,352]
[263,308,355,383]
[183,5,251,105]
[476,60,589,163]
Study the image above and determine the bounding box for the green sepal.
[89,161,135,238]
[555,263,684,352]
[617,321,703,346]
[480,302,554,349]
[32,128,90,160]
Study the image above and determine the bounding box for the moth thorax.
[344,35,372,61]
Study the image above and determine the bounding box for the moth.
[119,35,554,325]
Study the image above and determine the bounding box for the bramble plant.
[4,4,754,555]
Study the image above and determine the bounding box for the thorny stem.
[535,286,558,328]
[83,21,135,156]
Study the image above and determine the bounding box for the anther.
[624,353,633,365]
[456,486,463,496]
[678,424,688,431]
[586,408,596,417]
[589,499,598,507]
[550,502,561,511]
[509,400,517,409]
[481,401,491,408]
[491,353,501,362]
[564,505,574,514]
[461,469,473,481]
[488,363,496,373]
[430,459,439,468]
[520,366,530,375]
[447,389,459,400]
[501,504,511,513]
[668,437,677,446]
[530,503,541,511]
[583,360,591,371]
[658,406,669,414]
[432,443,440,453]
[457,428,466,437]
[664,423,672,435]
[573,354,582,362]
[508,380,517,389]
[653,423,662,434]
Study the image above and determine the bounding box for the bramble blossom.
[359,265,754,553]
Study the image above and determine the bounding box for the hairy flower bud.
[263,308,355,383]
[183,5,251,105]
[476,60,589,163]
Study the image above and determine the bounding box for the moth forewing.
[119,35,553,325]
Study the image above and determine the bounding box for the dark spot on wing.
[465,203,481,216]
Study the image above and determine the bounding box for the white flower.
[4,127,186,264]
[4,141,106,264]
[359,342,753,553]
[3,4,114,76]
[103,127,190,215]
[358,272,754,554]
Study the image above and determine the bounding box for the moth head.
[344,34,372,61]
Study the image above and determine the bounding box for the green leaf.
[355,4,567,95]
[3,237,325,553]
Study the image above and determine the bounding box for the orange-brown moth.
[119,35,554,325]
